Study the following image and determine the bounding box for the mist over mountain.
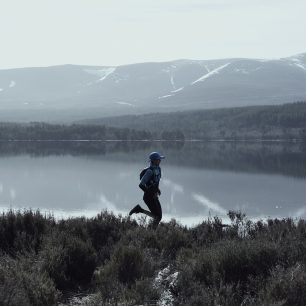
[0,53,306,122]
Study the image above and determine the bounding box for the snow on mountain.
[0,53,306,122]
[162,66,179,91]
[191,62,231,85]
[171,87,184,93]
[287,57,306,71]
[84,67,116,83]
[115,101,135,107]
[280,53,306,71]
[158,94,174,99]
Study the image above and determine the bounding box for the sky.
[0,0,306,69]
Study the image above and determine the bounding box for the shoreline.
[0,138,304,143]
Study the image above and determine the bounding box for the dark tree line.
[1,102,306,140]
[83,101,306,140]
[0,122,185,141]
[0,122,153,141]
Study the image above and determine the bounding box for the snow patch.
[294,63,306,71]
[191,63,231,84]
[171,87,184,93]
[158,94,174,99]
[97,67,116,81]
[170,75,175,89]
[287,57,306,70]
[84,67,116,82]
[0,88,3,92]
[9,80,16,88]
[115,101,135,107]
[162,67,177,90]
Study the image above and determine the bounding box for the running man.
[129,151,165,229]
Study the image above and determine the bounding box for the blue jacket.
[139,163,161,191]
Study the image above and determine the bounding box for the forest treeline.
[1,102,306,140]
[0,122,152,141]
[82,101,306,140]
[1,210,306,305]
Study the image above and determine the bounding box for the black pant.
[143,192,162,225]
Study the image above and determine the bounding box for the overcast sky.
[0,0,305,69]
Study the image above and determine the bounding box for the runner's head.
[149,152,165,165]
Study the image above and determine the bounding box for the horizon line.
[1,52,305,71]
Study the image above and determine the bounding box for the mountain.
[0,53,306,121]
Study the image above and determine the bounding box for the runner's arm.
[139,169,153,192]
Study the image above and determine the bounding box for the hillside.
[1,102,306,141]
[81,101,306,140]
[1,53,306,121]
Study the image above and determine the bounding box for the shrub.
[156,220,191,259]
[85,210,137,264]
[41,230,97,289]
[175,279,242,306]
[2,209,306,305]
[258,263,306,306]
[96,245,156,304]
[112,245,145,285]
[178,239,278,287]
[0,255,58,306]
[0,210,53,254]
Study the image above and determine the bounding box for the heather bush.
[96,244,158,304]
[41,229,97,289]
[156,220,191,259]
[177,239,279,288]
[113,245,145,284]
[175,282,243,306]
[85,211,137,263]
[258,263,306,306]
[0,210,54,254]
[1,209,306,305]
[0,255,58,306]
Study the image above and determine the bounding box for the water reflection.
[0,141,305,226]
[1,140,306,177]
[192,193,227,215]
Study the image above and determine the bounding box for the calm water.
[0,141,306,226]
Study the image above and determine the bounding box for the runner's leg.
[143,194,162,229]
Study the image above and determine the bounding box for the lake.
[0,140,306,227]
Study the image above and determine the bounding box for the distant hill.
[1,53,306,121]
[80,102,306,140]
[1,102,306,141]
